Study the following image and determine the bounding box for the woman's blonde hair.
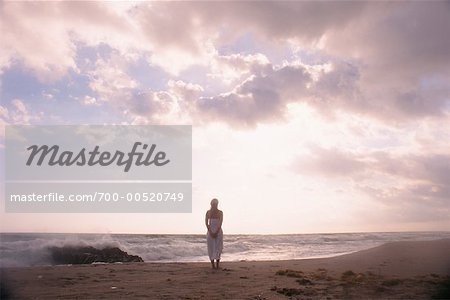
[210,198,219,206]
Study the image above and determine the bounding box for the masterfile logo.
[26,142,170,172]
[5,125,192,213]
[6,125,191,181]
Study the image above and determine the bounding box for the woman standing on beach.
[205,198,223,269]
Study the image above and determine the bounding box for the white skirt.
[207,218,223,260]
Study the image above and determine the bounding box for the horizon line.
[1,230,449,236]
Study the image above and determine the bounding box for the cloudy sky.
[1,1,449,234]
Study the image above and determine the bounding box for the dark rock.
[0,277,11,300]
[48,246,144,265]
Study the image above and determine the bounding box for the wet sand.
[1,239,449,299]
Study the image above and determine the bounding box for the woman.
[205,198,223,269]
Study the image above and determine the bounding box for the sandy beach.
[1,239,449,299]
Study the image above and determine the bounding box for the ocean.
[1,231,449,267]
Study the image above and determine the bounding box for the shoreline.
[2,239,449,299]
[3,231,449,267]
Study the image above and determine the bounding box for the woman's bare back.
[207,209,223,219]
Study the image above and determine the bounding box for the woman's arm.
[205,211,210,232]
[214,211,223,234]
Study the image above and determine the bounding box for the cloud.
[294,145,450,185]
[126,91,186,125]
[88,54,138,104]
[84,53,189,124]
[0,99,42,131]
[168,80,204,103]
[140,2,449,84]
[80,95,98,106]
[376,153,450,188]
[0,2,138,81]
[1,2,448,129]
[180,2,368,45]
[208,53,271,85]
[197,55,448,127]
[129,2,450,124]
[197,63,311,127]
[293,147,367,178]
[324,2,450,83]
[357,182,449,223]
[292,145,450,222]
